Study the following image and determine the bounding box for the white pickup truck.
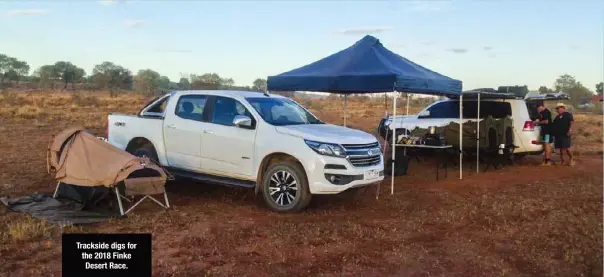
[377,92,569,156]
[108,90,384,212]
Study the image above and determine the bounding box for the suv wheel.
[262,162,311,213]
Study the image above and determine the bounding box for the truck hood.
[275,124,377,145]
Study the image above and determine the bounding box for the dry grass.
[1,217,54,242]
[14,106,47,119]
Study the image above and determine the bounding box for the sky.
[0,0,603,91]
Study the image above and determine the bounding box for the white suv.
[378,98,544,155]
[108,90,384,212]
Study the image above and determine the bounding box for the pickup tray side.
[165,167,256,188]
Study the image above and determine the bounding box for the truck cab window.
[211,97,254,126]
[246,97,322,126]
[175,95,207,121]
[146,97,169,113]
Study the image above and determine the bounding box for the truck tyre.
[261,161,311,213]
[131,144,159,163]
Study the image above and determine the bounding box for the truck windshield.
[246,97,323,126]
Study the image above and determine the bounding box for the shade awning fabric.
[267,35,462,95]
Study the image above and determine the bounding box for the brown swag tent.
[47,127,170,215]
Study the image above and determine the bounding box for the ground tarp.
[0,192,115,225]
[267,35,462,95]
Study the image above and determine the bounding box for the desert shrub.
[301,99,313,108]
[4,217,53,242]
[44,94,72,107]
[353,95,370,102]
[71,94,100,107]
[0,90,18,105]
[32,96,46,107]
[591,103,603,115]
[15,106,46,119]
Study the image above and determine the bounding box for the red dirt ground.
[0,94,602,277]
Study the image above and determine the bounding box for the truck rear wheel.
[131,143,159,163]
[261,161,311,213]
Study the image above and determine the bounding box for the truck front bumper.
[305,154,385,194]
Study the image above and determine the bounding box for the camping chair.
[112,166,174,216]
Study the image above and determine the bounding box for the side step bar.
[165,167,256,188]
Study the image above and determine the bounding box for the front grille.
[342,141,381,167]
[341,142,379,150]
[348,155,381,167]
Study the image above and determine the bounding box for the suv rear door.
[524,92,570,120]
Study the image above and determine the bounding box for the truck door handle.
[203,130,214,134]
[166,124,176,129]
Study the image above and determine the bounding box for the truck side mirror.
[233,115,253,129]
[418,110,430,118]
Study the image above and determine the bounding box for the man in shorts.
[552,102,574,166]
[533,103,552,165]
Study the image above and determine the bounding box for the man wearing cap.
[552,102,575,166]
[534,103,552,165]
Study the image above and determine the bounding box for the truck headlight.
[304,140,347,158]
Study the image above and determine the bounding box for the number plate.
[364,169,380,180]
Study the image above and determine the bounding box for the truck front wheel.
[261,161,311,213]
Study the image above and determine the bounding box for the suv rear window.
[424,101,460,118]
[525,102,541,120]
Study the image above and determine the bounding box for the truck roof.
[170,90,287,100]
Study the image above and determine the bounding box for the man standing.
[534,103,552,165]
[553,103,575,166]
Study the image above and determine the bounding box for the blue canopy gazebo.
[267,35,464,193]
[268,35,461,94]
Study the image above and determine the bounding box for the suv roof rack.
[447,89,519,100]
[524,92,570,101]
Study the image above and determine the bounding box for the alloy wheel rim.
[268,170,298,206]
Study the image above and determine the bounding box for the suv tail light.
[523,121,535,131]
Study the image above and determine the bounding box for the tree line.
[0,53,268,97]
[1,53,601,102]
[537,74,603,106]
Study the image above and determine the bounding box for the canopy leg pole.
[384,92,388,115]
[343,95,347,127]
[477,93,480,173]
[404,93,410,156]
[52,182,60,198]
[406,93,410,115]
[391,92,397,195]
[115,187,125,216]
[377,125,390,200]
[459,94,463,180]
